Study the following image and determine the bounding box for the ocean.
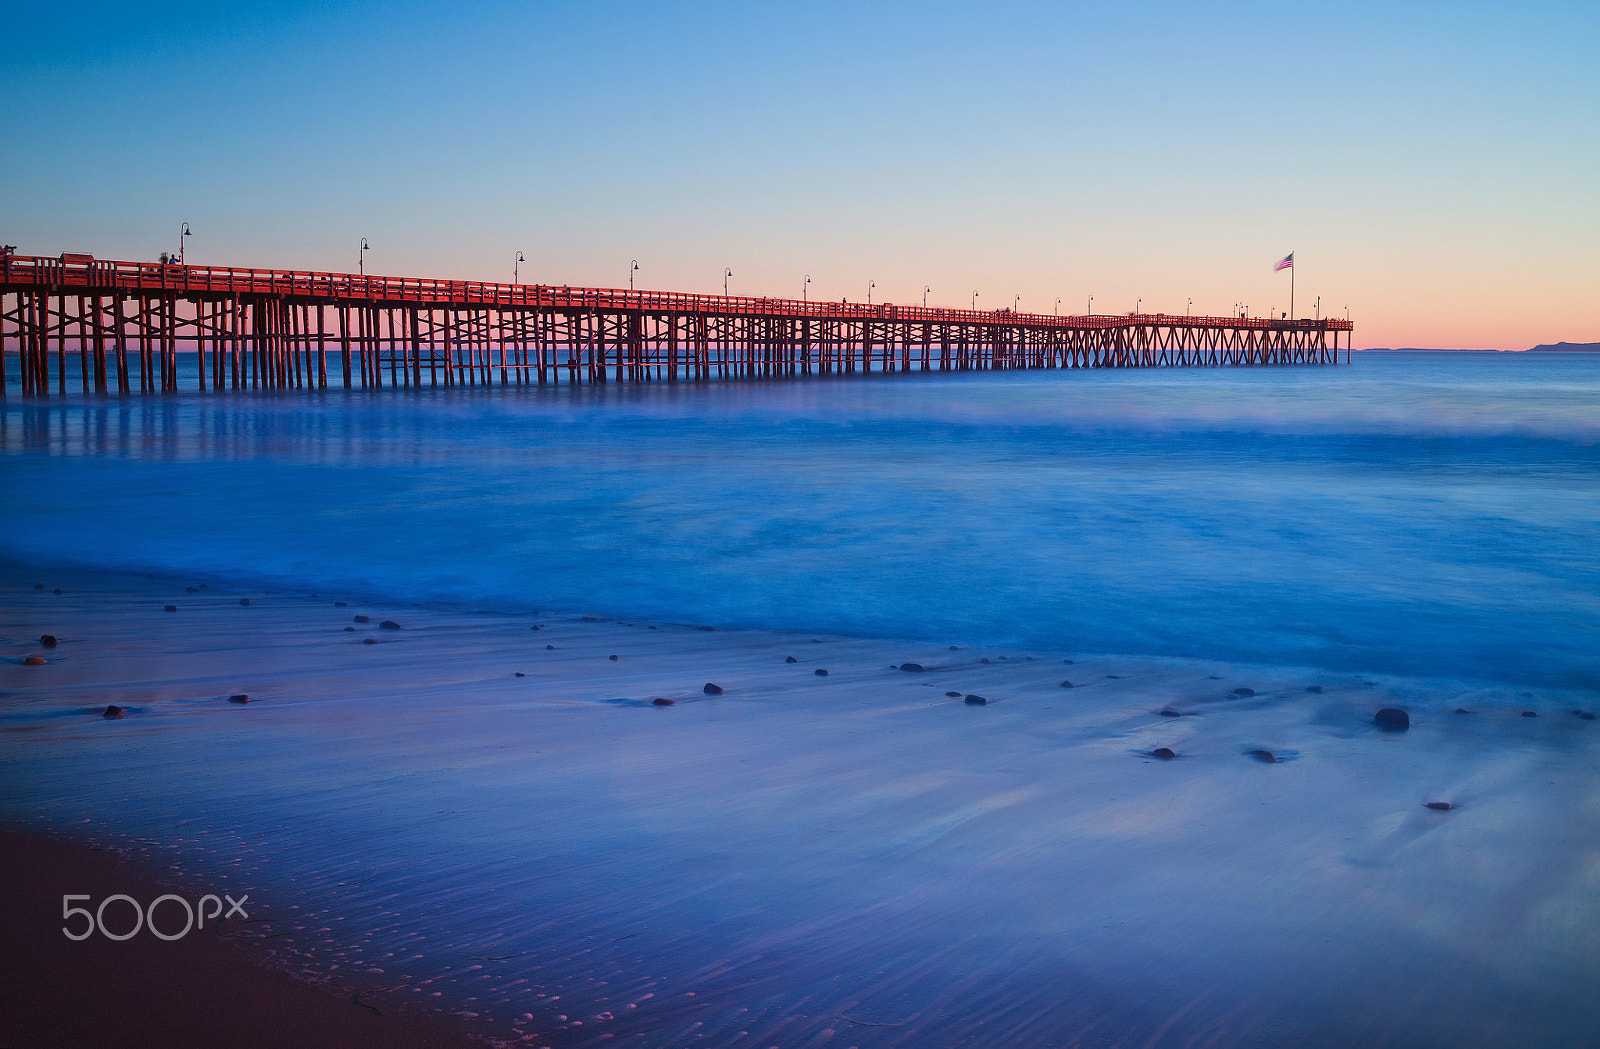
[4,351,1598,688]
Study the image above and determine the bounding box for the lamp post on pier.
[359,238,370,276]
[867,280,875,306]
[1135,297,1141,315]
[178,222,191,266]
[514,251,525,284]
[1314,296,1321,321]
[924,285,931,308]
[629,260,639,291]
[1187,298,1192,316]
[1013,295,1020,313]
[1054,297,1061,316]
[803,275,811,302]
[972,291,979,310]
[724,268,733,297]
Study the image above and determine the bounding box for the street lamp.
[924,285,931,308]
[1345,304,1350,322]
[359,238,370,276]
[1187,298,1192,316]
[867,280,875,306]
[178,222,191,266]
[1087,295,1093,316]
[514,251,526,284]
[972,291,979,310]
[1054,297,1061,316]
[1013,294,1020,313]
[1135,297,1141,315]
[629,260,639,290]
[724,268,733,297]
[1314,296,1321,321]
[803,275,811,302]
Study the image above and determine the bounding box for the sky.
[2,0,1595,348]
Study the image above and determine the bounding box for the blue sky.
[3,1,1595,346]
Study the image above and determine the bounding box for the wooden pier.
[1,252,1351,396]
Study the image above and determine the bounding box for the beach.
[5,559,1599,1047]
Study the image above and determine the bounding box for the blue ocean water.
[3,351,1598,688]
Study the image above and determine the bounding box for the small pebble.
[1520,710,1537,718]
[23,656,47,666]
[546,644,555,649]
[1374,708,1410,732]
[335,601,348,607]
[102,705,124,719]
[530,625,541,630]
[1208,675,1221,680]
[1232,687,1255,696]
[1060,680,1074,688]
[1062,659,1074,665]
[53,589,62,594]
[514,672,525,677]
[354,615,369,623]
[1151,747,1176,760]
[582,616,601,622]
[945,691,962,697]
[785,656,797,663]
[1159,709,1181,717]
[948,645,959,650]
[34,583,44,590]
[164,605,178,612]
[40,635,58,646]
[814,668,828,676]
[648,625,657,629]
[228,694,249,704]
[652,698,675,706]
[703,683,723,695]
[1306,685,1322,693]
[239,598,251,606]
[1107,675,1123,679]
[899,663,925,673]
[1520,692,1533,698]
[979,658,990,664]
[1246,749,1278,763]
[1454,708,1472,714]
[609,655,618,661]
[811,638,823,643]
[186,586,198,593]
[1425,802,1453,811]
[363,637,379,645]
[1574,711,1596,721]
[379,620,401,630]
[697,625,715,631]
[964,694,987,705]
[344,626,355,631]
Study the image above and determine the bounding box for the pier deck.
[2,253,1351,396]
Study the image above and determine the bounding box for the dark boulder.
[1232,687,1255,697]
[23,656,46,665]
[1060,680,1074,688]
[514,672,525,677]
[1159,709,1181,717]
[1306,685,1322,693]
[1425,802,1453,811]
[40,635,57,647]
[354,615,369,623]
[379,620,401,630]
[1520,710,1538,718]
[652,697,675,706]
[945,691,962,697]
[363,637,379,645]
[546,644,555,649]
[103,705,124,719]
[228,694,249,703]
[899,663,925,673]
[1454,708,1472,714]
[334,601,348,607]
[964,694,987,705]
[785,656,797,663]
[164,605,178,612]
[240,598,251,606]
[1151,747,1176,759]
[1374,708,1410,731]
[703,683,723,695]
[609,655,619,661]
[814,668,828,676]
[1246,749,1278,763]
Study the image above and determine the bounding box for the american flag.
[1274,253,1294,272]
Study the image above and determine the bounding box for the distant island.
[1527,341,1600,352]
[1359,343,1600,352]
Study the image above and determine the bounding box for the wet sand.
[4,562,1600,1047]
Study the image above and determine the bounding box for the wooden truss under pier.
[2,253,1352,396]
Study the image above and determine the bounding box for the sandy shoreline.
[4,560,1599,1047]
